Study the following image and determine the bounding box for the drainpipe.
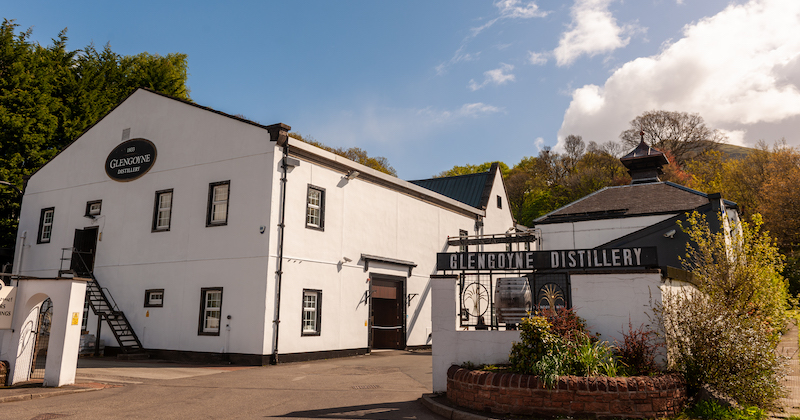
[266,123,291,364]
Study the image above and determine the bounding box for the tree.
[434,161,509,178]
[0,20,191,249]
[288,132,397,177]
[619,110,726,165]
[655,212,788,408]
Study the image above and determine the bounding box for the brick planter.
[447,366,686,419]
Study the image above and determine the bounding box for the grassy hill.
[717,142,757,160]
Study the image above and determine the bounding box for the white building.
[429,141,739,392]
[5,88,514,364]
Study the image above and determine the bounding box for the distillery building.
[5,88,515,364]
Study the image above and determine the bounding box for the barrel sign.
[105,139,157,181]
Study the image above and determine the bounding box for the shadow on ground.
[276,400,428,419]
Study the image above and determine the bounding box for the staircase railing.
[62,248,146,355]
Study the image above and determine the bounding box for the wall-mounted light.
[345,170,360,180]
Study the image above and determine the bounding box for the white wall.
[271,140,515,354]
[570,272,663,343]
[3,278,87,386]
[537,214,675,250]
[14,89,517,359]
[431,276,519,393]
[16,90,276,356]
[431,271,672,392]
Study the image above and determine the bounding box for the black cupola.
[620,133,670,184]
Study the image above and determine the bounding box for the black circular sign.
[105,139,157,182]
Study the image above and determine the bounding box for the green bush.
[683,400,766,420]
[656,290,787,409]
[655,212,789,409]
[508,314,620,387]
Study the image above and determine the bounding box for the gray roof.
[409,164,497,209]
[534,182,736,224]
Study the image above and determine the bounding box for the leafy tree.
[655,212,788,408]
[0,19,191,249]
[434,161,509,178]
[620,110,726,165]
[288,132,397,177]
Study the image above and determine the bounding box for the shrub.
[509,313,620,386]
[615,320,661,376]
[537,306,596,342]
[508,316,562,376]
[655,212,789,409]
[656,290,787,409]
[683,400,766,420]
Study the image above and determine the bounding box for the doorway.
[369,276,405,350]
[29,298,53,380]
[70,227,98,276]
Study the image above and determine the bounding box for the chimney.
[620,133,669,184]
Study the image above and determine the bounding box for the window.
[497,195,502,209]
[152,190,173,231]
[305,185,325,230]
[198,288,223,335]
[85,200,102,217]
[144,289,164,307]
[207,181,230,226]
[302,289,322,335]
[458,229,468,253]
[38,207,55,244]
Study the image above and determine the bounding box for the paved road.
[2,350,442,420]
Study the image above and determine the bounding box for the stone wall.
[447,366,686,418]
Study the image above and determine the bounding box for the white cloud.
[438,1,548,75]
[468,63,516,91]
[557,0,800,150]
[534,137,546,152]
[554,0,633,67]
[528,51,548,65]
[472,0,549,38]
[495,0,549,19]
[436,46,481,76]
[458,103,504,117]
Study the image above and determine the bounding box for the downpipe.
[271,140,289,364]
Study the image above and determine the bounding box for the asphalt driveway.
[1,349,441,420]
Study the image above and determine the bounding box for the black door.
[369,278,405,350]
[70,228,98,276]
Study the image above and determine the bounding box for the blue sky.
[6,0,800,179]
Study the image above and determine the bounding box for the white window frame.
[306,185,325,230]
[38,207,55,244]
[199,288,223,336]
[86,200,102,217]
[207,181,230,226]
[153,190,173,231]
[302,289,322,336]
[144,289,164,307]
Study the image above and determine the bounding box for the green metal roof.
[409,166,496,209]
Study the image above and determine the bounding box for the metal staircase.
[61,247,147,357]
